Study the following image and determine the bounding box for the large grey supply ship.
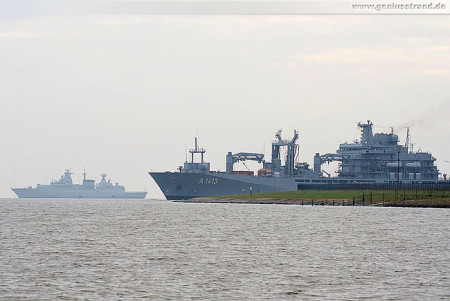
[12,170,147,199]
[149,120,445,200]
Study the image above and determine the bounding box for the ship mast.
[189,137,206,163]
[404,126,410,152]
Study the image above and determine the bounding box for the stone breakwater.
[180,197,450,208]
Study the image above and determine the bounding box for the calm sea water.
[0,198,448,300]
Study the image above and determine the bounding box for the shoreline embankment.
[181,197,450,208]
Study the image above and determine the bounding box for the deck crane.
[226,152,264,173]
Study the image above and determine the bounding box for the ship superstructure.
[12,170,147,199]
[149,120,444,200]
[314,121,439,181]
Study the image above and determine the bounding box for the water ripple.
[0,199,449,300]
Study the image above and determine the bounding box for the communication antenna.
[404,126,410,151]
[185,138,187,163]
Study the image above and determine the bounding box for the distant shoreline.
[180,197,450,208]
[177,189,450,208]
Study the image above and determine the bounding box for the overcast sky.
[1,1,449,199]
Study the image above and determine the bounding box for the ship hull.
[149,172,298,200]
[149,172,450,200]
[12,188,147,199]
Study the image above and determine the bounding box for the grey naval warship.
[149,121,445,200]
[12,170,147,199]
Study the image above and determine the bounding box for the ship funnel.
[358,120,374,144]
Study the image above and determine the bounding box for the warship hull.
[150,172,449,200]
[150,172,297,200]
[12,169,147,199]
[12,187,147,199]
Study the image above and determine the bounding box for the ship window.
[176,184,183,191]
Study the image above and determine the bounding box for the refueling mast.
[226,128,302,177]
[261,128,299,176]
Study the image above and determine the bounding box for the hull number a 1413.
[199,178,218,185]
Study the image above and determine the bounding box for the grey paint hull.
[149,172,297,200]
[12,188,147,199]
[149,172,448,200]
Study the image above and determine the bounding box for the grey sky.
[1,1,449,198]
